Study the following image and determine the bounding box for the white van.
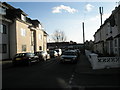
[55,49,62,56]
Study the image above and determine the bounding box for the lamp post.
[82,22,85,54]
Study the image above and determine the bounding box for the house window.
[110,25,112,33]
[21,28,26,36]
[0,7,6,15]
[110,40,113,54]
[39,46,42,50]
[38,24,42,29]
[0,24,7,34]
[114,39,117,47]
[21,14,26,21]
[22,45,26,52]
[119,38,120,55]
[39,34,42,40]
[107,41,109,53]
[0,44,7,53]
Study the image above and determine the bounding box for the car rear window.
[15,53,26,57]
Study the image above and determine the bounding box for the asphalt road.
[2,57,77,89]
[2,55,120,90]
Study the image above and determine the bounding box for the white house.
[94,5,120,56]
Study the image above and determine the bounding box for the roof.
[2,2,15,9]
[16,8,28,16]
[2,2,28,16]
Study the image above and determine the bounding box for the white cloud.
[52,5,78,14]
[85,4,94,12]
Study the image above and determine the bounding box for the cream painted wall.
[35,30,43,51]
[16,20,31,53]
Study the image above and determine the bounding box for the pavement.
[0,59,12,69]
[75,54,120,75]
[72,54,120,89]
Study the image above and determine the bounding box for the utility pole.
[99,7,103,25]
[99,7,104,54]
[99,7,103,41]
[82,22,85,54]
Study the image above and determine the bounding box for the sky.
[7,1,119,43]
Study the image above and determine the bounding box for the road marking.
[69,74,74,85]
[71,74,74,78]
[69,80,72,84]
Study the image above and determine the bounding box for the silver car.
[34,51,48,61]
[60,50,78,63]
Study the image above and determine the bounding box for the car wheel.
[37,58,40,63]
[60,60,64,64]
[27,60,32,66]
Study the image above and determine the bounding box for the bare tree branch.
[52,30,67,42]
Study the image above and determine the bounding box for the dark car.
[75,49,81,57]
[12,53,39,66]
[60,50,78,63]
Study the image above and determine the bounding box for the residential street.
[1,2,120,90]
[2,57,76,89]
[2,55,120,89]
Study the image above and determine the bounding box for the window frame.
[0,24,7,34]
[21,14,26,22]
[39,46,42,50]
[22,45,27,52]
[0,44,7,53]
[21,28,26,36]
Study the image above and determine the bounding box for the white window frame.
[38,24,42,29]
[21,28,26,36]
[39,34,42,40]
[21,14,26,21]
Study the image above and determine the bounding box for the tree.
[52,30,67,42]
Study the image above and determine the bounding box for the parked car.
[60,50,78,63]
[55,49,62,56]
[34,51,49,61]
[49,50,58,58]
[75,49,81,56]
[12,53,39,66]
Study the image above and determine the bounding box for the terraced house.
[0,2,48,60]
[94,5,120,56]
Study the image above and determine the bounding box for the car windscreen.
[55,50,59,52]
[34,52,39,55]
[62,52,76,55]
[27,53,34,57]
